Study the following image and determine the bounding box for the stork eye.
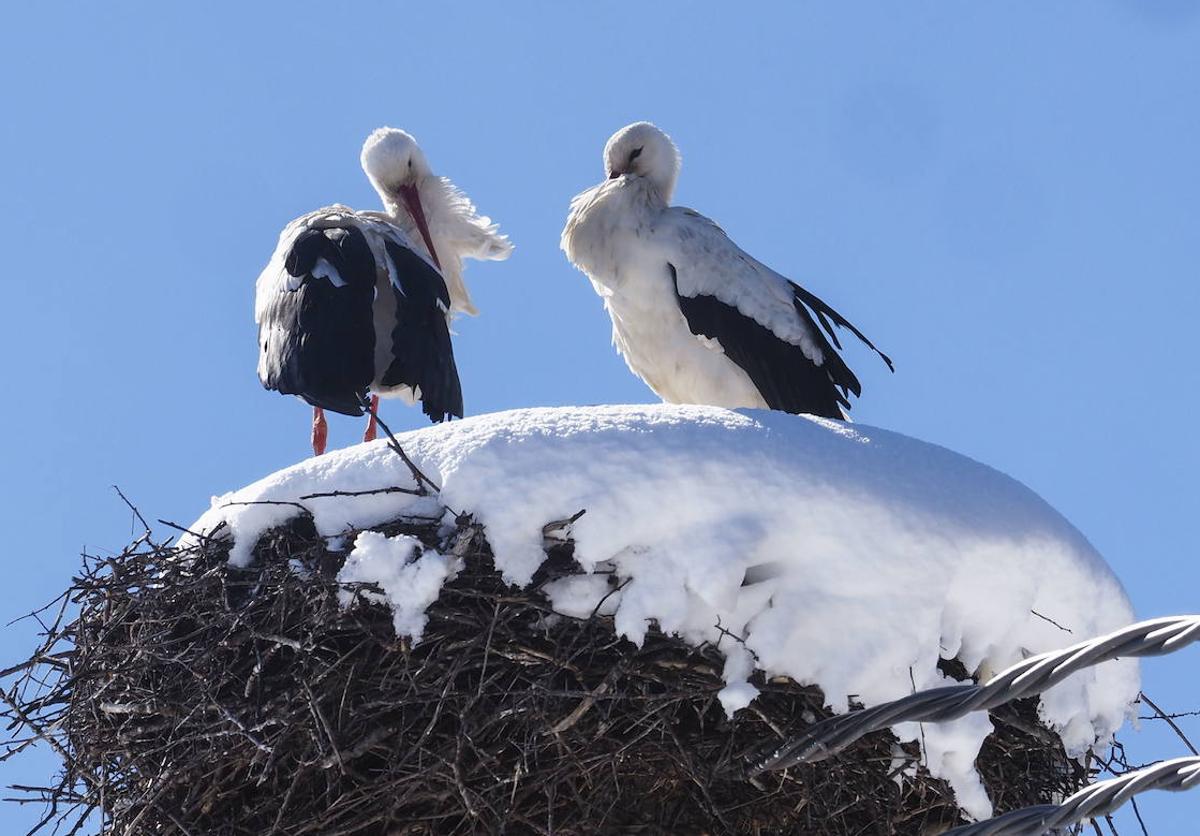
[629,147,643,162]
[408,159,413,169]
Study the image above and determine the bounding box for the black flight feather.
[380,242,464,423]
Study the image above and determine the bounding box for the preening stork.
[561,122,892,419]
[256,128,512,455]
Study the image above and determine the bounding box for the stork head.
[361,127,431,192]
[361,127,441,269]
[603,122,681,202]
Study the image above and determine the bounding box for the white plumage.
[561,122,890,419]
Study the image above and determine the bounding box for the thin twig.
[220,499,311,513]
[366,401,441,495]
[1140,691,1199,756]
[113,485,152,535]
[299,485,423,500]
[156,519,217,542]
[1030,608,1073,634]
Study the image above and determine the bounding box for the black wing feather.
[379,242,464,423]
[258,224,376,416]
[670,265,891,419]
[792,283,894,371]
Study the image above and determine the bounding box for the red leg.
[312,407,328,456]
[363,395,380,443]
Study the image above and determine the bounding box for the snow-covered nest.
[186,404,1138,821]
[3,405,1140,835]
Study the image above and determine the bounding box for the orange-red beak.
[398,184,442,270]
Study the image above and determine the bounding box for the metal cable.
[748,615,1200,775]
[943,756,1200,835]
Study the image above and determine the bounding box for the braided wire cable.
[748,615,1200,775]
[943,756,1200,835]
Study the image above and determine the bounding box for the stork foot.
[363,395,380,443]
[312,407,328,456]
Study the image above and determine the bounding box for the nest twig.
[1,510,1092,835]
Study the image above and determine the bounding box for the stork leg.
[312,407,328,456]
[363,395,380,443]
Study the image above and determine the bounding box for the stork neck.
[651,170,677,204]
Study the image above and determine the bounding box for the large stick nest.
[3,509,1088,835]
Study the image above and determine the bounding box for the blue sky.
[1,2,1197,831]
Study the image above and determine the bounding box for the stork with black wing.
[256,128,512,454]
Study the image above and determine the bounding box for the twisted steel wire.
[944,756,1200,835]
[748,615,1200,775]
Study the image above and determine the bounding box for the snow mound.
[337,532,453,643]
[189,405,1138,820]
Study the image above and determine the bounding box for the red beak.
[398,184,442,270]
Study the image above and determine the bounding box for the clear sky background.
[1,2,1196,832]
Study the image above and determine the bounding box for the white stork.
[256,128,512,455]
[561,122,892,419]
